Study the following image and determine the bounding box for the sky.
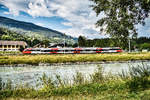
[0,0,150,39]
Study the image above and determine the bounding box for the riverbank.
[1,64,150,100]
[0,52,150,65]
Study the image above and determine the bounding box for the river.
[0,61,149,88]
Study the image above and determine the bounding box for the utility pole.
[64,33,66,54]
[129,38,131,53]
[64,33,66,48]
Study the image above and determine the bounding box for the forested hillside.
[0,27,76,47]
[0,16,77,44]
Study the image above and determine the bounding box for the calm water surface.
[0,61,149,88]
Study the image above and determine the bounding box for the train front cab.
[22,48,32,54]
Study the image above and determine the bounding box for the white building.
[0,41,27,51]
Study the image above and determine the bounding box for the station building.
[0,41,27,51]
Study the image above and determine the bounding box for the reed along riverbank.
[1,64,150,100]
[1,52,150,65]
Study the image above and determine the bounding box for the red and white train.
[22,47,123,54]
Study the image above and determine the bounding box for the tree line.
[78,36,150,51]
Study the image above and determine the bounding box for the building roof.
[0,41,27,46]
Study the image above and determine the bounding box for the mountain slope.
[0,16,66,37]
[0,16,78,44]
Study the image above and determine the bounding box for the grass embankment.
[0,51,21,55]
[1,64,150,100]
[0,52,150,65]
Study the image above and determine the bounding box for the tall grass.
[40,73,55,91]
[90,65,104,83]
[1,64,150,99]
[0,77,3,90]
[125,63,150,91]
[0,77,12,90]
[1,52,150,65]
[73,72,85,85]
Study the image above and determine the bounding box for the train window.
[43,50,51,52]
[57,50,67,52]
[51,50,58,52]
[65,50,69,52]
[32,50,40,51]
[96,49,103,51]
[42,50,58,52]
[103,49,109,51]
[26,50,36,51]
[64,50,74,52]
[110,49,121,50]
[85,49,97,51]
[71,50,75,51]
[75,50,82,51]
[97,49,109,51]
[84,49,90,51]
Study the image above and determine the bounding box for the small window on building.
[12,45,15,48]
[8,45,11,48]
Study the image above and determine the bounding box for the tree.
[91,0,150,41]
[140,43,150,50]
[41,39,50,47]
[78,36,87,47]
[1,35,13,40]
[31,38,41,47]
[72,43,78,47]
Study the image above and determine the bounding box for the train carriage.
[22,47,123,54]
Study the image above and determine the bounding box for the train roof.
[24,47,121,50]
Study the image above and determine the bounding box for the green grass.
[1,64,150,100]
[0,52,150,65]
[0,51,21,55]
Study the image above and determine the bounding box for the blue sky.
[0,0,150,39]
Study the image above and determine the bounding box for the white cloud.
[0,0,106,38]
[47,0,104,38]
[0,0,29,16]
[62,22,73,27]
[27,0,53,17]
[137,17,150,37]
